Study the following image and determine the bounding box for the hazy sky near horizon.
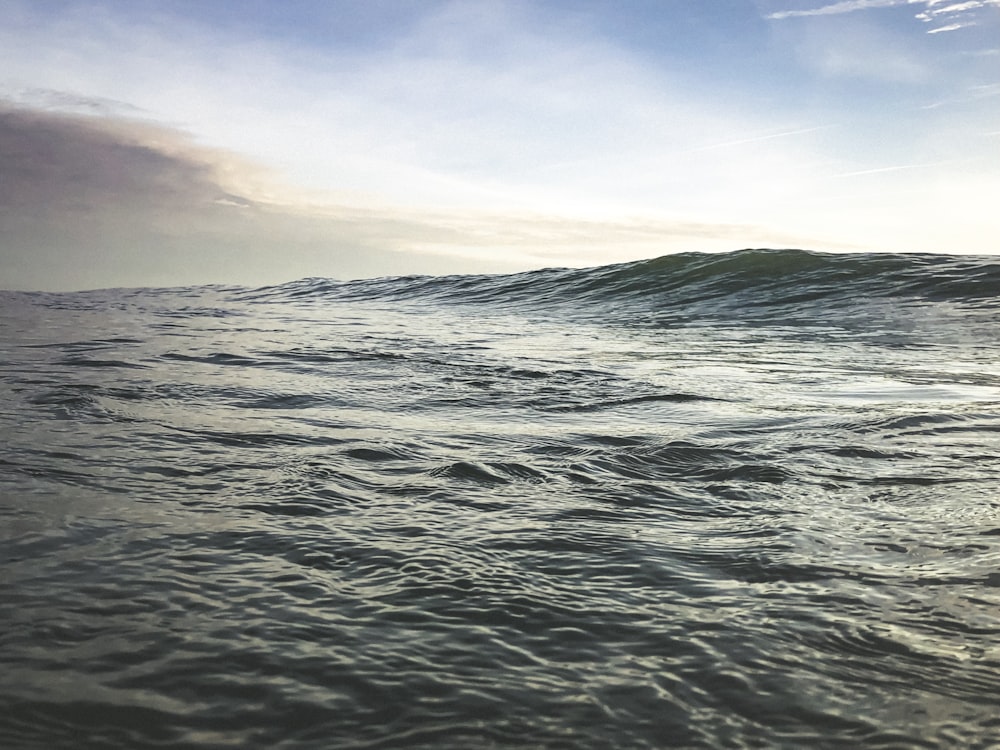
[1,0,998,290]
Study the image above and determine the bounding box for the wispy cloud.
[678,125,837,154]
[920,81,1000,108]
[914,0,1000,31]
[829,161,952,177]
[767,0,1000,32]
[777,18,931,82]
[767,0,902,20]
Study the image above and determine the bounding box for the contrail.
[683,125,836,153]
[831,161,945,178]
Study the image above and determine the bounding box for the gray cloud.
[0,104,234,215]
[9,88,145,117]
[0,103,512,290]
[0,101,827,291]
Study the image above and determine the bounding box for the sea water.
[2,249,999,748]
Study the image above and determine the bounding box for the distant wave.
[239,249,1000,325]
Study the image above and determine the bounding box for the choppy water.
[2,248,1000,749]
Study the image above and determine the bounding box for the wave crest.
[239,249,1000,324]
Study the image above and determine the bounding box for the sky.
[1,0,998,291]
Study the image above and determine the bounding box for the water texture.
[2,249,999,748]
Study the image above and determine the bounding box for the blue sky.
[1,0,998,290]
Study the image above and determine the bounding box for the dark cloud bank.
[0,103,496,291]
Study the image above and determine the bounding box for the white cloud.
[768,0,904,19]
[926,22,970,31]
[768,0,1000,31]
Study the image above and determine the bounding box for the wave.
[5,248,1000,749]
[239,249,1000,325]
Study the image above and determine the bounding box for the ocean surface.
[2,248,1000,749]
